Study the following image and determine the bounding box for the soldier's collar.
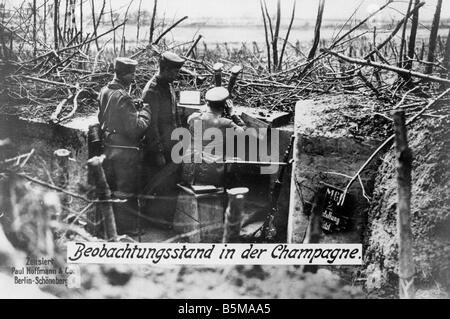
[108,78,128,90]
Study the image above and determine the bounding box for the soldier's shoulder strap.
[114,88,133,101]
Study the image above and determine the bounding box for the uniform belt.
[105,144,140,151]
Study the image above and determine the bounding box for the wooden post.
[52,149,70,188]
[302,187,326,274]
[287,101,310,243]
[213,63,224,87]
[223,188,248,243]
[87,124,104,237]
[227,65,243,96]
[392,110,415,299]
[36,191,59,256]
[186,34,202,58]
[86,166,105,239]
[87,124,104,185]
[88,156,117,241]
[52,149,70,220]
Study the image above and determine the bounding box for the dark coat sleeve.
[117,92,151,142]
[220,118,244,133]
[143,87,163,152]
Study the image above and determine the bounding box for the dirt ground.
[37,264,363,299]
[309,93,394,140]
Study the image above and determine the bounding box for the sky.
[98,0,449,21]
[4,0,450,22]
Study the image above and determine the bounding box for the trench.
[0,98,384,248]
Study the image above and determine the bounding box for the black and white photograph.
[0,0,449,301]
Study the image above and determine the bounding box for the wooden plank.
[241,112,270,129]
[179,91,201,105]
[393,110,415,299]
[174,186,225,243]
[88,156,117,241]
[287,100,313,243]
[177,103,290,127]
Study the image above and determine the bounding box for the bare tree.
[63,0,68,41]
[441,28,450,88]
[398,0,413,68]
[393,110,415,299]
[425,0,443,74]
[109,0,116,56]
[90,0,106,51]
[54,0,59,50]
[136,0,142,44]
[120,0,134,56]
[149,0,157,44]
[43,0,47,45]
[406,0,420,71]
[260,0,271,72]
[307,0,325,61]
[272,0,281,70]
[33,0,37,56]
[79,0,83,42]
[278,0,296,70]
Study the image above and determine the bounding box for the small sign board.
[179,91,201,105]
[320,185,349,233]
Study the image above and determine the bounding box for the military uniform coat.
[142,75,180,162]
[182,110,243,186]
[140,75,182,227]
[98,78,151,234]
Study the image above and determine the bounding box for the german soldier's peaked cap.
[161,52,185,68]
[114,57,138,75]
[205,87,229,103]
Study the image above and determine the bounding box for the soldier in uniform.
[141,52,185,228]
[98,57,151,235]
[183,87,246,186]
